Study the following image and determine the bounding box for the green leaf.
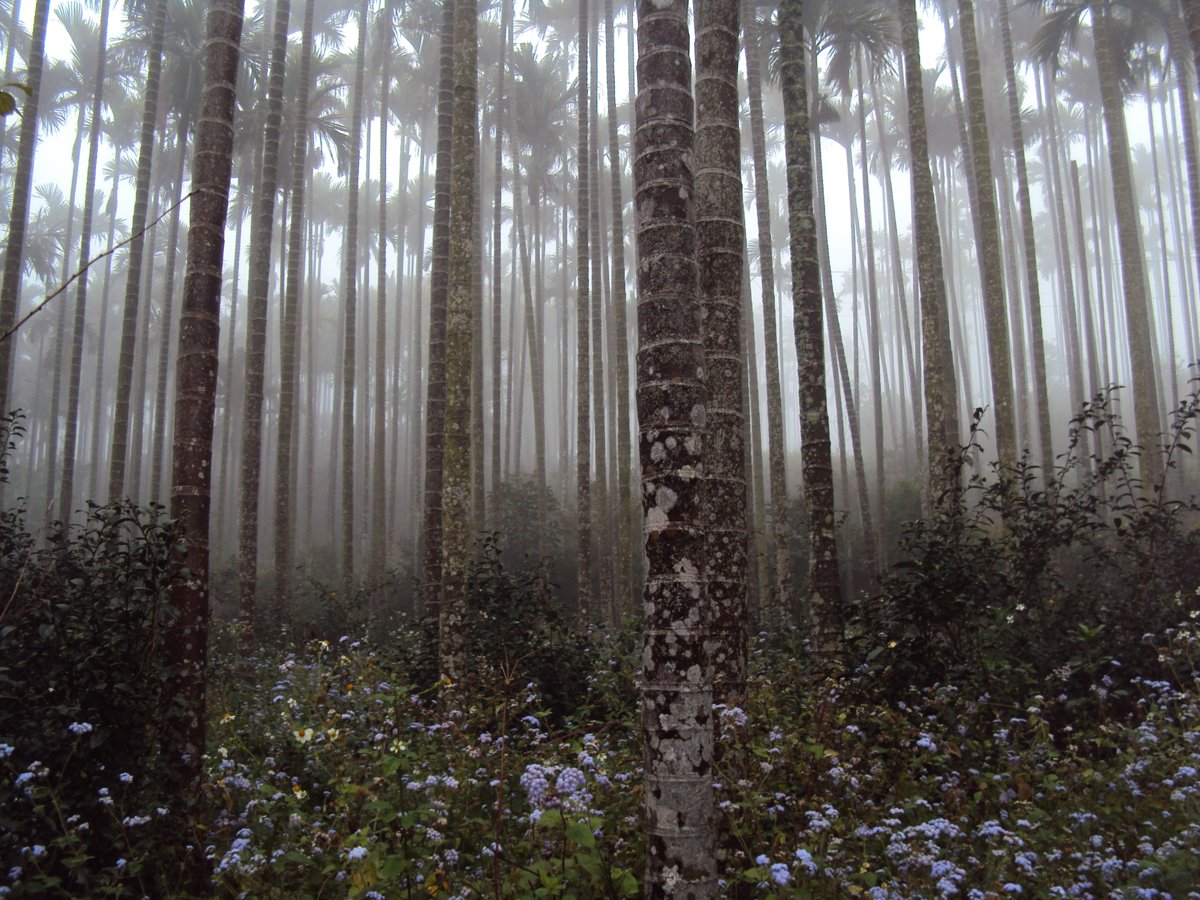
[565,820,596,848]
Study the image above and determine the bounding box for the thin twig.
[0,189,198,345]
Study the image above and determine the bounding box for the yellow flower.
[220,712,236,724]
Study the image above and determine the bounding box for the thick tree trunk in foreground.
[439,0,478,688]
[166,0,244,800]
[635,0,715,893]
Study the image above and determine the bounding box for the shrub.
[851,389,1200,715]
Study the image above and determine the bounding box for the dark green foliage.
[466,535,590,722]
[0,416,188,895]
[852,389,1200,712]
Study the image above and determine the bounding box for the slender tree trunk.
[371,1,393,588]
[422,0,456,621]
[1094,5,1163,486]
[780,0,842,664]
[59,0,111,516]
[898,0,958,501]
[955,0,1017,468]
[490,0,511,523]
[576,0,593,622]
[604,0,634,617]
[742,0,792,622]
[696,0,747,727]
[107,0,167,498]
[238,0,291,635]
[635,0,714,891]
[997,0,1053,479]
[0,0,49,414]
[439,0,478,688]
[274,0,315,610]
[150,126,191,502]
[339,0,369,589]
[166,0,244,801]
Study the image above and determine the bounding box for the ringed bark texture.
[166,0,244,797]
[694,0,747,730]
[421,0,456,622]
[779,0,843,665]
[898,0,958,500]
[956,0,1017,468]
[635,0,715,893]
[440,0,479,688]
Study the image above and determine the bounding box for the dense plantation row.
[2,0,1200,892]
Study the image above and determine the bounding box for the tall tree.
[0,0,50,415]
[340,0,370,589]
[108,0,168,499]
[440,0,478,686]
[998,0,1054,480]
[742,0,792,623]
[635,0,714,891]
[1034,0,1165,486]
[897,0,959,498]
[274,0,317,610]
[237,0,291,634]
[956,0,1018,468]
[59,0,112,517]
[781,0,843,663]
[576,0,593,621]
[165,0,244,798]
[694,0,747,723]
[421,0,456,621]
[603,0,634,615]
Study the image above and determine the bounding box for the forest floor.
[187,613,1200,899]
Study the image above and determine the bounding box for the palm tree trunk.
[0,0,49,414]
[421,0,456,621]
[955,0,1018,467]
[87,140,124,501]
[575,0,593,622]
[696,0,748,727]
[339,0,369,590]
[274,0,315,610]
[635,0,714,890]
[781,0,842,664]
[490,0,511,524]
[238,0,291,635]
[854,58,887,563]
[897,0,958,501]
[1093,4,1163,486]
[440,0,478,687]
[998,0,1053,479]
[588,1,611,622]
[604,0,634,617]
[107,0,168,499]
[165,0,244,801]
[742,0,792,623]
[151,125,192,502]
[371,1,392,588]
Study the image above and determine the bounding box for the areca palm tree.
[1033,0,1166,487]
[439,0,479,687]
[59,0,112,517]
[0,0,50,416]
[237,0,291,633]
[635,0,714,888]
[108,0,169,499]
[165,0,244,800]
